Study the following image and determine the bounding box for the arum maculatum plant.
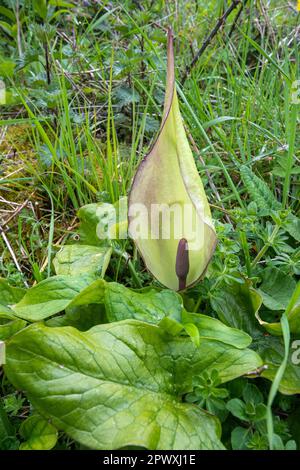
[128,29,217,291]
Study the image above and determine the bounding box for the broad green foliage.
[240,165,280,216]
[19,415,58,450]
[105,283,183,324]
[77,198,127,246]
[103,282,251,347]
[0,279,26,308]
[13,275,94,321]
[0,279,27,340]
[0,312,26,341]
[257,267,296,311]
[4,322,263,450]
[0,402,14,449]
[256,282,300,335]
[0,0,299,450]
[210,278,263,339]
[210,278,300,393]
[8,273,252,349]
[53,244,112,278]
[182,311,251,349]
[128,30,216,291]
[257,335,300,395]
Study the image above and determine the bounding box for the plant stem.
[282,103,297,208]
[44,41,51,85]
[251,224,280,268]
[239,231,251,277]
[113,246,142,288]
[266,313,290,450]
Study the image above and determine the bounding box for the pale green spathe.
[129,30,216,290]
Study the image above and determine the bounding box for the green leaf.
[226,399,248,421]
[288,408,300,448]
[240,165,280,216]
[77,198,127,246]
[257,267,296,311]
[182,311,252,349]
[0,279,26,308]
[68,279,106,307]
[0,401,14,449]
[128,30,216,291]
[48,304,107,331]
[210,278,263,339]
[254,403,267,422]
[0,281,26,339]
[105,283,182,324]
[49,0,74,7]
[90,280,252,348]
[53,245,112,278]
[284,439,297,451]
[19,415,58,450]
[9,274,254,350]
[256,282,300,335]
[0,22,15,38]
[13,275,93,321]
[5,322,262,449]
[256,335,300,395]
[32,0,47,20]
[0,6,15,21]
[285,214,300,242]
[114,86,140,106]
[231,426,252,450]
[0,312,26,341]
[242,383,263,405]
[182,322,200,346]
[0,341,4,366]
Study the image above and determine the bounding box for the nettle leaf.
[210,278,263,339]
[128,30,216,291]
[19,415,58,450]
[239,165,280,216]
[4,322,262,450]
[256,282,300,335]
[53,245,112,278]
[257,267,296,311]
[114,86,140,107]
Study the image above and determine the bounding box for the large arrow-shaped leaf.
[4,321,262,449]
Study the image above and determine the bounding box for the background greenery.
[0,0,299,450]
